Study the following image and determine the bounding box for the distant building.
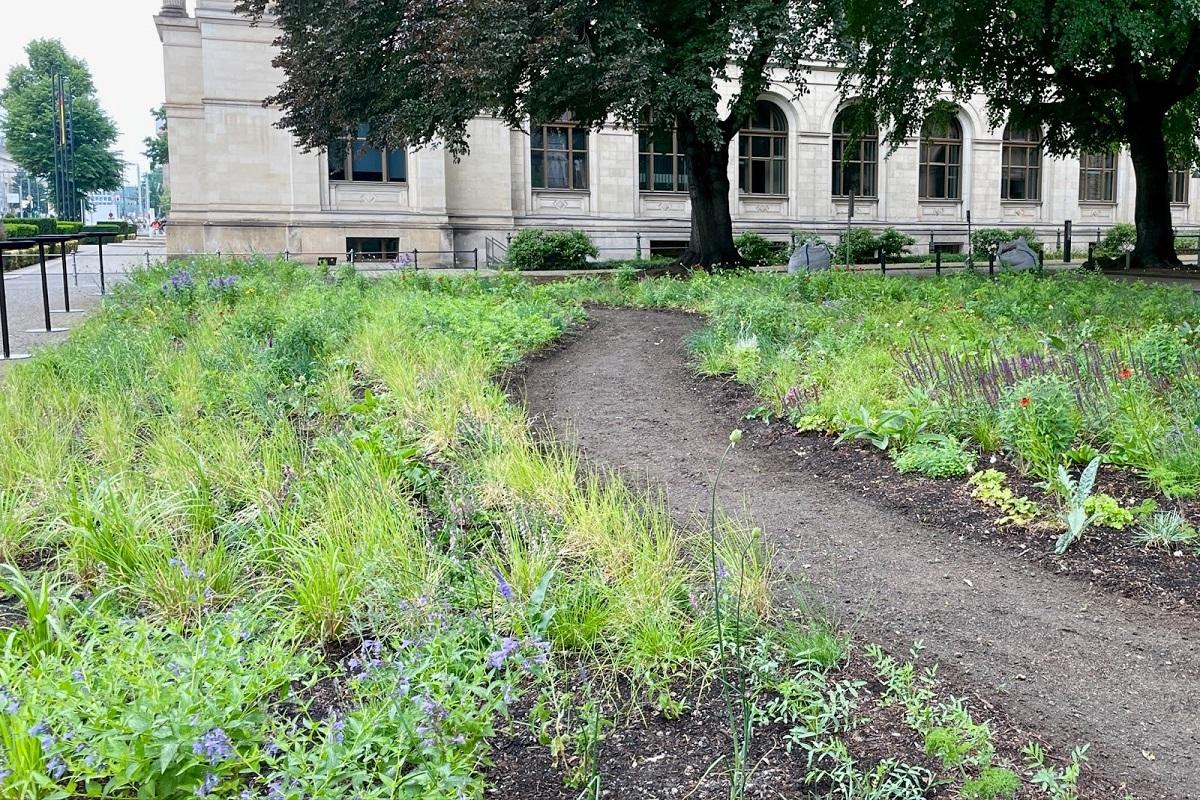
[155,0,1197,262]
[0,110,18,217]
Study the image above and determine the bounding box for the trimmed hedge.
[3,223,39,239]
[56,221,84,235]
[1,217,58,236]
[504,228,598,270]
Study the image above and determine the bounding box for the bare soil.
[512,306,1200,799]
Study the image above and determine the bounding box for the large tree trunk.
[1127,108,1182,269]
[677,119,742,269]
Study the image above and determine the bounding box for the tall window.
[1001,125,1042,200]
[919,116,963,200]
[831,107,878,198]
[638,120,688,192]
[328,124,406,183]
[531,116,588,190]
[739,100,788,195]
[1079,152,1117,202]
[1170,167,1190,204]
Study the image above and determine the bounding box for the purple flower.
[30,721,55,751]
[0,688,20,715]
[207,275,239,291]
[193,728,233,765]
[330,716,345,745]
[487,637,520,669]
[46,754,66,780]
[491,568,514,601]
[196,772,219,797]
[166,270,195,292]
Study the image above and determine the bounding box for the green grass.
[0,260,1095,798]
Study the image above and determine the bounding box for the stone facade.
[156,0,1200,263]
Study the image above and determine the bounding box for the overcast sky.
[1,0,172,182]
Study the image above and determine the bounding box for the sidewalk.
[0,241,153,367]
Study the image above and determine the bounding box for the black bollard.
[935,251,942,276]
[26,240,67,333]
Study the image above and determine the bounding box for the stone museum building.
[155,0,1200,262]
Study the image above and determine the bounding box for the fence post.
[216,250,221,262]
[988,252,995,276]
[1087,242,1095,266]
[145,250,151,267]
[349,250,355,266]
[1038,249,1045,274]
[935,250,942,276]
[1055,229,1061,253]
[879,250,886,275]
[413,249,419,270]
[928,231,934,255]
[473,248,479,271]
[284,249,290,262]
[636,232,642,260]
[1063,220,1072,263]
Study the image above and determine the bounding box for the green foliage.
[1134,510,1199,550]
[997,376,1080,478]
[1082,493,1133,530]
[1053,458,1100,554]
[1022,742,1088,800]
[0,39,123,212]
[968,470,1040,527]
[2,223,37,239]
[970,227,1040,259]
[144,105,169,169]
[959,766,1019,800]
[1095,223,1137,259]
[505,229,599,271]
[54,221,82,235]
[2,217,57,235]
[735,232,786,266]
[892,438,975,478]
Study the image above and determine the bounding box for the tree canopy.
[236,0,828,266]
[835,0,1200,267]
[143,105,169,170]
[0,39,123,217]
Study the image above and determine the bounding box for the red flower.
[1019,396,1031,408]
[1118,367,1133,380]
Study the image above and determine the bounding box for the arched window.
[738,101,788,195]
[1078,152,1116,202]
[831,107,878,198]
[918,116,963,200]
[531,115,588,190]
[638,114,688,192]
[1001,125,1041,201]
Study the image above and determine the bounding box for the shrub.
[2,217,57,235]
[997,375,1080,477]
[834,227,882,263]
[1095,223,1137,259]
[735,232,787,266]
[971,227,1041,259]
[2,223,38,239]
[504,228,598,271]
[877,227,916,258]
[892,439,976,478]
[792,230,830,249]
[55,221,83,235]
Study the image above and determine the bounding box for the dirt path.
[517,307,1200,798]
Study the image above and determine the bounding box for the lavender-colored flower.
[487,637,520,669]
[30,721,55,751]
[166,270,195,292]
[208,275,239,291]
[491,568,514,601]
[263,740,281,757]
[268,781,286,800]
[46,754,66,780]
[0,687,20,715]
[0,768,10,782]
[330,716,345,745]
[196,772,219,797]
[193,728,233,765]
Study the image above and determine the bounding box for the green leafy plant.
[504,228,599,271]
[1094,223,1137,259]
[1022,742,1089,800]
[997,376,1080,478]
[970,227,1041,259]
[1134,510,1199,550]
[1082,493,1133,530]
[892,438,976,477]
[836,404,939,451]
[1053,457,1101,554]
[968,470,1040,527]
[960,765,1020,799]
[735,232,786,266]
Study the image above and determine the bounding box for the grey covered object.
[787,241,833,272]
[996,236,1040,271]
